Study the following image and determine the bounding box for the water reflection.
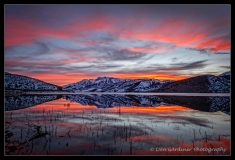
[5,94,230,155]
[159,96,230,115]
[5,95,61,111]
[5,94,230,114]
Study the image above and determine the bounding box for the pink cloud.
[5,10,230,53]
[118,17,229,52]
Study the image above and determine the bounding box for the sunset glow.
[5,5,230,86]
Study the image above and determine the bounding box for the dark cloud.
[5,61,68,74]
[146,60,208,73]
[171,60,208,70]
[214,51,230,55]
[5,41,51,60]
[57,43,156,63]
[96,32,118,43]
[186,47,230,55]
[71,65,96,70]
[104,49,147,61]
[31,41,50,55]
[220,66,230,69]
[78,31,119,46]
[57,44,115,57]
[101,35,117,42]
[171,57,177,62]
[136,55,155,65]
[58,46,84,53]
[68,63,122,71]
[187,47,208,53]
[97,64,122,69]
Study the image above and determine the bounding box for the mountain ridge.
[63,71,230,93]
[5,71,230,93]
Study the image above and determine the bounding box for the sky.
[4,4,231,86]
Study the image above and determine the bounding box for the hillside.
[155,73,230,93]
[5,72,62,91]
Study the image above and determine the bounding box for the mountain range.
[5,71,230,93]
[62,77,174,92]
[62,71,230,93]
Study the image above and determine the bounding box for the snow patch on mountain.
[219,71,230,77]
[207,75,230,93]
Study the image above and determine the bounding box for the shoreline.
[23,91,231,97]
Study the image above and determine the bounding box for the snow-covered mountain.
[62,77,173,92]
[62,71,230,93]
[5,72,62,90]
[5,95,61,111]
[207,75,230,93]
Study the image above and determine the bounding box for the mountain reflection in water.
[5,94,230,115]
[5,94,230,155]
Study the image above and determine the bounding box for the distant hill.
[5,72,62,91]
[155,72,230,93]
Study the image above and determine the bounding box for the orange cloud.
[29,72,96,86]
[34,72,189,86]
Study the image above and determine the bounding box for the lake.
[5,94,230,155]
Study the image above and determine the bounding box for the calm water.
[5,94,230,155]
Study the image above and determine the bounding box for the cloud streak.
[104,49,147,61]
[187,47,230,55]
[171,60,209,70]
